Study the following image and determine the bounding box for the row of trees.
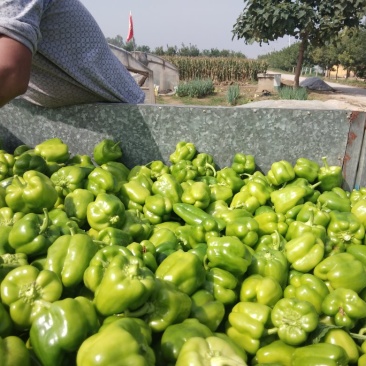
[258,27,366,79]
[105,35,247,58]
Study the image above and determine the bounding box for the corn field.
[163,56,268,82]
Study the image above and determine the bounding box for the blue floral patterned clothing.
[0,0,145,107]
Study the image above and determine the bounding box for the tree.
[232,0,366,87]
[106,35,124,48]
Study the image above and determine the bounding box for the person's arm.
[0,35,32,107]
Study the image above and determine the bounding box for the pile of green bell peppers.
[0,137,366,365]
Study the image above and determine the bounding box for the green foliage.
[176,79,215,98]
[278,86,308,100]
[226,84,241,106]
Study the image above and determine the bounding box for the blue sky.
[78,0,290,59]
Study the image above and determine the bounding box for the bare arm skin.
[0,35,32,107]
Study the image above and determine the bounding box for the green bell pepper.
[291,343,349,366]
[76,317,155,366]
[239,274,283,308]
[93,138,123,165]
[209,183,233,204]
[152,173,183,204]
[68,153,95,171]
[181,181,211,209]
[120,178,152,212]
[189,288,225,332]
[321,287,366,329]
[120,209,152,242]
[231,152,256,175]
[0,207,24,254]
[192,152,217,177]
[12,152,48,176]
[93,254,156,316]
[160,318,213,364]
[127,240,158,272]
[83,245,133,293]
[314,252,366,293]
[169,141,197,164]
[226,301,274,355]
[63,188,95,227]
[294,157,320,183]
[0,264,63,330]
[143,194,173,224]
[254,230,287,252]
[170,160,198,183]
[284,232,325,272]
[254,210,288,237]
[155,249,205,295]
[146,160,170,180]
[296,201,330,227]
[34,138,70,164]
[30,296,99,366]
[0,252,28,282]
[318,156,343,192]
[271,297,319,346]
[0,336,31,366]
[230,185,262,214]
[126,277,192,333]
[254,339,295,366]
[50,165,88,199]
[326,210,365,254]
[205,235,252,276]
[5,171,58,214]
[176,336,248,366]
[270,185,308,214]
[8,208,61,257]
[216,167,245,193]
[267,159,295,186]
[284,270,329,314]
[0,302,13,338]
[317,188,351,212]
[203,267,239,306]
[351,198,366,227]
[86,192,126,231]
[44,229,99,288]
[225,216,259,247]
[101,161,129,186]
[286,212,327,242]
[248,247,289,289]
[85,166,119,196]
[97,226,132,246]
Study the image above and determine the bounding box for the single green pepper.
[321,287,366,329]
[284,270,329,314]
[93,139,122,165]
[85,166,119,196]
[0,253,28,282]
[0,336,31,366]
[30,296,99,366]
[160,318,213,364]
[181,181,211,209]
[44,229,99,288]
[253,339,295,366]
[0,207,24,254]
[120,178,152,212]
[314,252,366,293]
[101,161,129,186]
[83,245,134,293]
[239,274,283,308]
[146,160,170,180]
[143,194,173,224]
[169,141,197,164]
[225,216,259,247]
[176,336,248,366]
[67,153,95,171]
[230,185,262,214]
[284,232,325,272]
[34,138,70,164]
[267,160,295,186]
[120,209,152,242]
[127,240,158,272]
[216,167,245,193]
[63,188,95,227]
[12,152,48,176]
[86,192,126,231]
[192,152,217,177]
[205,235,252,277]
[271,297,319,346]
[296,201,331,227]
[189,288,225,332]
[8,208,60,257]
[93,254,156,316]
[0,265,63,330]
[254,210,288,237]
[155,250,205,296]
[209,183,233,204]
[5,171,58,214]
[291,343,349,366]
[170,160,198,183]
[97,226,132,246]
[226,301,274,355]
[0,302,13,338]
[76,317,155,366]
[126,277,192,333]
[294,157,320,183]
[318,156,343,192]
[231,153,256,175]
[203,267,239,306]
[270,185,308,214]
[351,198,366,227]
[152,173,183,204]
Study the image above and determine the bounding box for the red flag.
[126,11,134,42]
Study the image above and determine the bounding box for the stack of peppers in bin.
[0,137,366,365]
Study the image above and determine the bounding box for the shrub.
[176,79,215,98]
[226,84,241,106]
[278,86,308,100]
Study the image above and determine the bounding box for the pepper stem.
[124,302,154,318]
[39,208,49,234]
[322,156,329,169]
[206,163,217,177]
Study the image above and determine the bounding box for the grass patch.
[278,86,308,100]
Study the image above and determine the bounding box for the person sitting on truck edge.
[0,0,145,108]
